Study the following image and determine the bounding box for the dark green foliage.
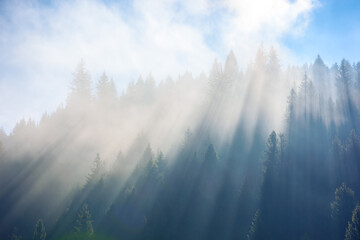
[345,205,360,240]
[2,53,360,240]
[155,151,167,183]
[87,153,105,184]
[265,131,279,170]
[97,72,117,104]
[338,59,353,88]
[74,204,93,237]
[247,210,260,240]
[204,144,218,169]
[331,183,355,238]
[33,219,46,240]
[331,183,355,221]
[69,60,92,101]
[355,62,360,89]
[252,131,282,239]
[9,227,22,240]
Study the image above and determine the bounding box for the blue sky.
[0,0,359,133]
[282,0,360,65]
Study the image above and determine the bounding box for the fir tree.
[331,183,355,238]
[74,203,94,236]
[69,60,92,101]
[345,205,360,240]
[247,210,260,240]
[9,227,22,240]
[33,219,46,240]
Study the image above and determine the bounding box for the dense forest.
[1,47,360,240]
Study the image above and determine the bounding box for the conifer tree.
[74,203,94,236]
[247,210,260,240]
[97,72,117,104]
[68,60,92,105]
[268,47,280,75]
[345,205,360,240]
[208,59,223,98]
[86,153,105,185]
[33,219,46,240]
[265,131,279,170]
[224,50,239,86]
[204,144,218,170]
[331,183,355,238]
[9,227,22,240]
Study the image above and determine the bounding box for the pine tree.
[204,144,218,170]
[265,131,279,170]
[247,210,260,240]
[286,88,296,135]
[346,130,360,155]
[337,59,355,123]
[86,153,105,185]
[268,47,280,75]
[156,151,167,176]
[97,72,110,101]
[97,72,117,104]
[338,59,353,91]
[9,227,22,240]
[255,44,267,71]
[313,55,327,81]
[224,50,239,87]
[33,219,46,240]
[182,128,193,148]
[331,183,355,237]
[68,60,92,105]
[141,144,153,165]
[299,72,316,119]
[355,62,360,89]
[74,203,94,236]
[345,205,360,240]
[208,59,223,98]
[254,131,281,240]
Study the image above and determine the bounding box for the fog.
[2,0,360,239]
[1,46,360,239]
[2,48,290,179]
[0,0,318,134]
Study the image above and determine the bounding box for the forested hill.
[1,48,360,240]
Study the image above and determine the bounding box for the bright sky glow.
[0,0,359,133]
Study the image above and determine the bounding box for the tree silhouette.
[331,183,355,238]
[86,153,105,186]
[74,203,93,236]
[345,205,360,240]
[247,210,260,240]
[68,60,92,105]
[9,227,22,240]
[33,219,46,240]
[97,72,117,104]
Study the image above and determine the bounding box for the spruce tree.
[345,205,360,240]
[74,203,94,237]
[247,210,260,240]
[9,227,22,240]
[33,219,46,240]
[331,183,355,238]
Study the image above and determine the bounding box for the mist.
[1,0,360,239]
[1,44,360,239]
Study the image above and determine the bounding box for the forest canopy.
[1,48,360,240]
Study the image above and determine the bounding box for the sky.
[0,0,359,134]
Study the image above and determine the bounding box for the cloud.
[0,0,317,133]
[222,0,317,65]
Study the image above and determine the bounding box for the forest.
[1,47,360,240]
